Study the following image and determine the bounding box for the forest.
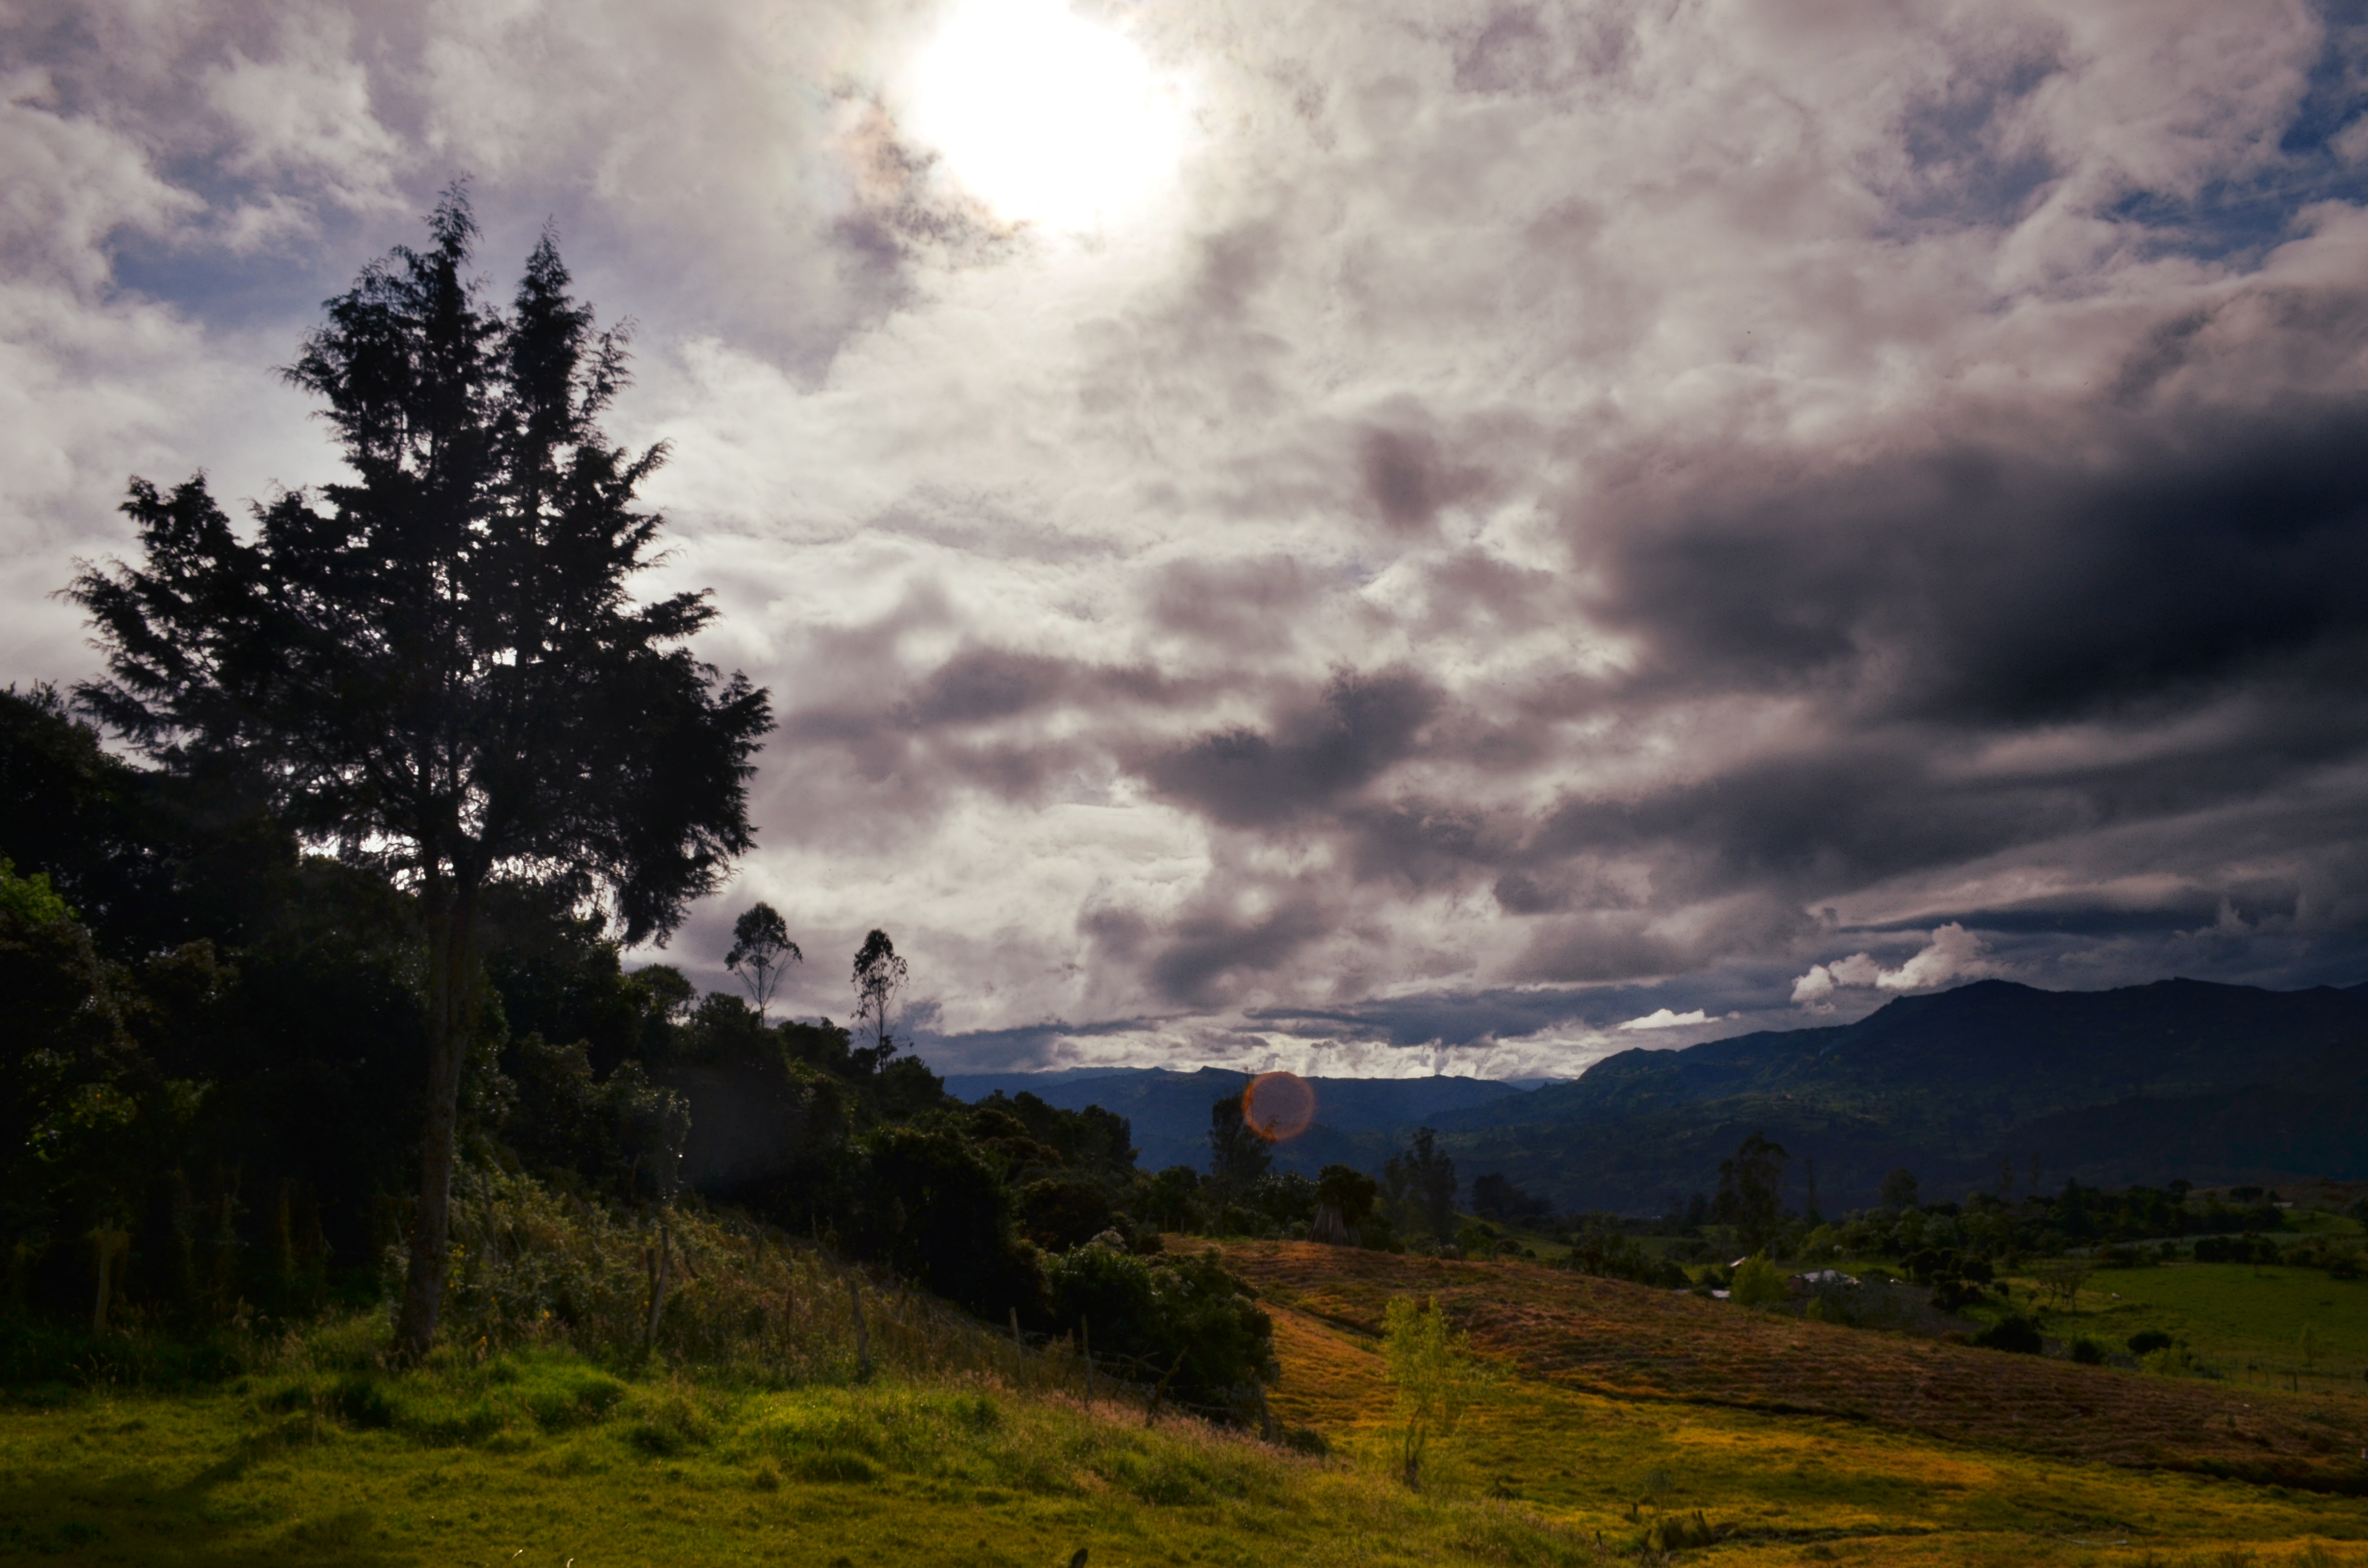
[0,196,1314,1421]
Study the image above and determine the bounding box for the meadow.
[2,1242,2364,1566]
[2061,1265,2368,1386]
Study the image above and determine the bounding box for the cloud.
[1617,1007,1711,1032]
[1793,924,1994,1006]
[9,0,2368,1074]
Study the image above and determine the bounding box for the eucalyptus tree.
[68,190,771,1358]
[851,928,908,1061]
[726,902,801,1024]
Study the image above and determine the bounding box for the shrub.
[1972,1315,2043,1355]
[1729,1253,1788,1308]
[840,1125,1042,1320]
[1041,1242,1275,1419]
[1381,1296,1490,1489]
[1562,1213,1687,1289]
[2128,1329,2173,1357]
[2070,1337,2105,1365]
[1645,1511,1718,1552]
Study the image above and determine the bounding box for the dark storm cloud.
[1140,667,1442,828]
[15,0,2368,1077]
[1587,400,2368,728]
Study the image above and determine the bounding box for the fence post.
[849,1274,872,1381]
[641,1211,673,1361]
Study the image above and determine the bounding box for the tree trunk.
[393,881,477,1360]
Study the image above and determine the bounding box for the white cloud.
[205,13,404,223]
[1617,1007,1711,1031]
[5,0,2368,1070]
[1791,924,1994,1007]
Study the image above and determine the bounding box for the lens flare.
[1242,1070,1316,1142]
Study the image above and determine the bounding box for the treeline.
[0,684,1275,1410]
[1522,1129,2368,1296]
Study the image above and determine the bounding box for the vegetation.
[10,194,2368,1564]
[64,192,772,1358]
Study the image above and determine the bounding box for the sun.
[908,0,1183,230]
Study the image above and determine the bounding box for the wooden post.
[1145,1352,1184,1427]
[642,1211,673,1360]
[849,1275,872,1381]
[89,1227,127,1336]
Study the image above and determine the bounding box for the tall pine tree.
[70,189,771,1356]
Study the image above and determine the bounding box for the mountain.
[1425,979,2368,1214]
[946,980,2368,1213]
[944,1066,1526,1174]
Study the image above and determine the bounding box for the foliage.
[1206,1090,1273,1202]
[0,855,73,927]
[724,903,800,1024]
[1140,1165,1202,1231]
[851,929,909,1056]
[1042,1242,1276,1416]
[65,193,771,1356]
[838,1125,1041,1321]
[1381,1127,1458,1248]
[1728,1251,1788,1308]
[1317,1164,1379,1229]
[499,1034,690,1200]
[1972,1314,2044,1354]
[1380,1295,1490,1489]
[1469,1172,1552,1224]
[1715,1132,1789,1252]
[1561,1213,1687,1288]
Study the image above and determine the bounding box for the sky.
[7,0,2368,1081]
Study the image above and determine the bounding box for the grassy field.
[4,1245,2366,1565]
[0,1352,1595,1567]
[2058,1265,2368,1384]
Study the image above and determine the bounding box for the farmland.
[4,1243,2365,1565]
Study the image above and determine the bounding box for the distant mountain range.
[942,1066,1527,1173]
[950,977,2368,1214]
[1422,978,2368,1213]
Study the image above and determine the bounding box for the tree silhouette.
[1207,1090,1271,1201]
[725,902,801,1024]
[67,190,771,1358]
[1714,1131,1789,1252]
[1381,1127,1457,1246]
[851,929,908,1062]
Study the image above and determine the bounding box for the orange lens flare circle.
[1242,1070,1316,1142]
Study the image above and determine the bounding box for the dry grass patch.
[1224,1242,2368,1490]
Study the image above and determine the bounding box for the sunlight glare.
[910,0,1182,230]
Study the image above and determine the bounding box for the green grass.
[0,1333,1598,1567]
[2066,1263,2368,1379]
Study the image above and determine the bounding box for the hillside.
[946,1066,1526,1173]
[1227,1241,2368,1491]
[1429,979,2368,1212]
[944,980,2368,1214]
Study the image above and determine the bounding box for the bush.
[1041,1242,1275,1418]
[1645,1511,1718,1552]
[1972,1315,2043,1355]
[1729,1253,1788,1308]
[1017,1176,1114,1251]
[840,1125,1042,1320]
[1562,1213,1688,1289]
[2193,1235,2280,1265]
[2128,1329,2173,1357]
[2069,1337,2105,1365]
